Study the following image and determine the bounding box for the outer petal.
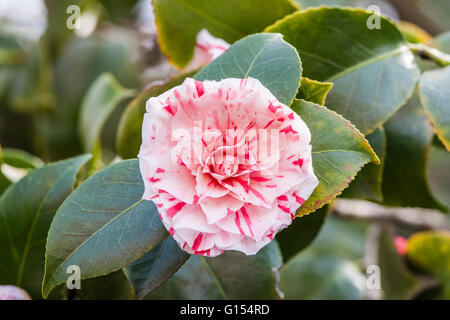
[184,29,230,72]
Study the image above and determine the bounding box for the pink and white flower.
[139,77,318,256]
[0,285,31,300]
[184,29,230,72]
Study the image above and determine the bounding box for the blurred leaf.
[428,146,450,209]
[297,77,333,106]
[342,127,386,202]
[307,215,368,260]
[279,216,368,299]
[378,227,421,300]
[36,31,140,160]
[433,32,450,54]
[0,145,11,195]
[117,71,196,159]
[266,7,420,134]
[195,33,302,105]
[78,73,135,154]
[290,99,379,216]
[407,231,450,299]
[42,159,167,298]
[8,37,55,114]
[414,0,450,34]
[382,93,447,211]
[280,251,366,299]
[74,270,133,300]
[2,148,44,169]
[419,66,450,151]
[0,154,91,299]
[398,21,432,44]
[152,0,298,68]
[146,241,283,300]
[276,205,329,262]
[124,237,190,299]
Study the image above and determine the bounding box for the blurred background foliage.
[0,0,449,300]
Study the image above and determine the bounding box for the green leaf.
[116,71,196,159]
[428,146,450,209]
[398,21,432,44]
[36,32,140,160]
[195,33,302,105]
[0,155,91,298]
[280,250,366,299]
[276,205,329,262]
[378,227,421,300]
[266,7,420,134]
[0,145,11,195]
[419,66,450,151]
[124,237,190,299]
[413,0,450,34]
[297,77,333,105]
[407,231,450,299]
[382,93,447,210]
[341,127,386,202]
[42,159,168,298]
[279,216,368,299]
[433,32,450,54]
[152,0,298,68]
[290,99,379,216]
[146,241,283,300]
[307,215,368,260]
[74,270,133,300]
[78,73,135,154]
[2,148,44,169]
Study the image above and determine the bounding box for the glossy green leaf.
[419,66,450,151]
[279,216,368,299]
[195,33,302,105]
[116,71,196,159]
[78,73,135,153]
[290,99,379,216]
[124,237,190,299]
[378,227,421,300]
[153,0,298,68]
[42,159,167,298]
[276,205,329,262]
[341,127,386,202]
[266,7,420,134]
[146,241,283,300]
[382,93,447,210]
[407,231,450,299]
[297,77,333,105]
[0,155,91,298]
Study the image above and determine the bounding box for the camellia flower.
[183,29,230,72]
[139,77,318,256]
[0,285,31,300]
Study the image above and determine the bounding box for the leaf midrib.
[200,257,229,299]
[16,163,79,286]
[43,198,145,293]
[325,46,409,82]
